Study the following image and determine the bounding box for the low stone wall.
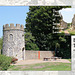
[25,50,54,60]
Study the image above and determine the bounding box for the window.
[9,34,13,41]
[74,38,75,42]
[22,47,24,51]
[74,44,75,47]
[22,34,24,37]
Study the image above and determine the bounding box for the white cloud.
[59,8,73,12]
[59,8,75,23]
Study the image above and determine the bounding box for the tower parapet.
[3,23,24,31]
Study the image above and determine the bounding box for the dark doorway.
[22,47,25,60]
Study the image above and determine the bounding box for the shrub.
[0,54,12,70]
[0,37,3,50]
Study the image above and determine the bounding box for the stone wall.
[72,14,75,30]
[60,20,68,29]
[25,50,54,60]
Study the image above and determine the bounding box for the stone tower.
[60,15,68,29]
[3,24,25,61]
[72,14,75,30]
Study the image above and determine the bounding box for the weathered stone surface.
[60,20,68,29]
[60,16,68,29]
[72,14,75,30]
[0,0,72,6]
[3,24,25,61]
[71,36,75,72]
[25,51,54,60]
[0,71,72,75]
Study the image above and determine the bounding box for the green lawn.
[67,29,75,35]
[60,28,75,35]
[68,59,71,62]
[8,62,71,71]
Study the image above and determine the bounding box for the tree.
[25,6,70,49]
[0,37,3,54]
[25,32,39,50]
[25,6,71,58]
[56,35,71,59]
[0,37,3,49]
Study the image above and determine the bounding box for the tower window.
[22,34,24,37]
[9,34,13,41]
[22,47,24,51]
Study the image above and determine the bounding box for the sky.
[0,6,75,38]
[0,6,29,38]
[59,8,75,23]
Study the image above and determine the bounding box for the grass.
[8,62,71,71]
[68,59,71,62]
[59,28,75,35]
[67,29,75,35]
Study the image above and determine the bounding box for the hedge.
[0,54,12,70]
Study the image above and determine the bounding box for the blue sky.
[0,6,29,38]
[0,6,75,38]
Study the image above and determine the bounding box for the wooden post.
[38,51,40,59]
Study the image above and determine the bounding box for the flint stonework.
[3,24,25,61]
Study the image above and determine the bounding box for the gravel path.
[12,59,71,65]
[64,30,69,34]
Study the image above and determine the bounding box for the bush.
[0,54,12,70]
[0,37,3,50]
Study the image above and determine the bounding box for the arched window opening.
[9,34,13,41]
[22,47,24,51]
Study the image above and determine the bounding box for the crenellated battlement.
[3,23,24,31]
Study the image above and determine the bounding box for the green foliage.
[0,37,3,54]
[0,37,3,49]
[68,30,75,35]
[25,6,70,50]
[0,54,12,70]
[59,36,66,42]
[56,36,71,59]
[67,23,71,29]
[68,59,71,62]
[8,62,71,71]
[25,32,39,50]
[25,6,71,58]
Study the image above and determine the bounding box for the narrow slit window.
[9,34,13,41]
[74,44,75,47]
[74,38,75,42]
